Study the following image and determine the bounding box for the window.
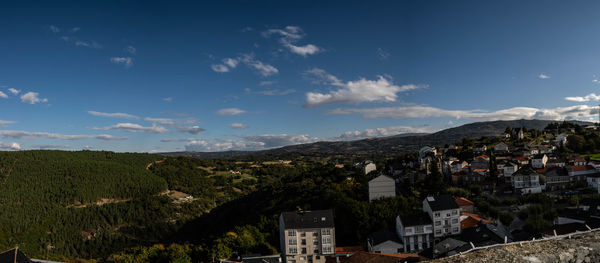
[313,232,318,237]
[301,232,306,237]
[322,246,332,254]
[301,248,307,254]
[453,227,459,233]
[288,230,296,236]
[321,229,331,235]
[322,236,331,244]
[452,218,458,224]
[314,249,319,254]
[406,228,413,233]
[446,213,451,217]
[452,210,458,215]
[288,239,297,245]
[434,212,440,217]
[435,230,441,235]
[313,239,319,245]
[289,247,298,254]
[301,239,306,245]
[435,221,441,226]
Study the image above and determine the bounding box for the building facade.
[396,212,433,252]
[368,175,396,201]
[423,195,461,239]
[280,210,335,263]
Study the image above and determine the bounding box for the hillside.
[164,119,591,158]
[0,151,255,261]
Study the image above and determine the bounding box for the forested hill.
[164,119,593,158]
[0,151,166,260]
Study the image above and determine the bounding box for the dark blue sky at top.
[1,1,600,152]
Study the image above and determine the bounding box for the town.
[214,121,600,263]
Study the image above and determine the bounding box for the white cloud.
[263,26,321,56]
[565,93,600,102]
[217,108,247,116]
[0,120,14,126]
[177,126,205,134]
[96,123,168,133]
[125,45,136,54]
[239,134,318,148]
[259,81,275,86]
[327,104,600,122]
[163,97,173,102]
[20,92,48,104]
[185,139,265,152]
[110,57,134,68]
[8,88,20,95]
[256,89,295,96]
[144,117,176,126]
[0,91,7,99]
[211,55,278,77]
[229,123,249,129]
[240,55,278,77]
[70,27,80,33]
[184,133,317,151]
[223,58,239,68]
[58,35,102,49]
[211,64,230,73]
[88,111,139,119]
[0,130,127,140]
[330,126,433,141]
[538,73,551,79]
[304,68,422,107]
[285,43,320,56]
[75,40,102,49]
[211,58,240,73]
[0,142,20,150]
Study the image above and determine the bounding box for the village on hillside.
[213,122,600,263]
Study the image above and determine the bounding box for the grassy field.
[582,153,600,161]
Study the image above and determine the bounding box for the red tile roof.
[461,212,492,229]
[336,246,364,254]
[455,197,474,206]
[570,165,595,171]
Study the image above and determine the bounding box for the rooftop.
[280,209,334,229]
[401,212,433,226]
[426,195,459,211]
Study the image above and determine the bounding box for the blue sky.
[1,1,600,152]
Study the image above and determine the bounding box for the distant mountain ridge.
[161,119,592,158]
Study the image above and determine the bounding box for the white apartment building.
[279,210,335,263]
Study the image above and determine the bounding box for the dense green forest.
[0,151,259,262]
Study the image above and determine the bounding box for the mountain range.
[161,119,592,158]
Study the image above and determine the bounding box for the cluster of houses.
[229,129,600,263]
[272,195,512,263]
[382,132,600,196]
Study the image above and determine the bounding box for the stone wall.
[429,231,600,263]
